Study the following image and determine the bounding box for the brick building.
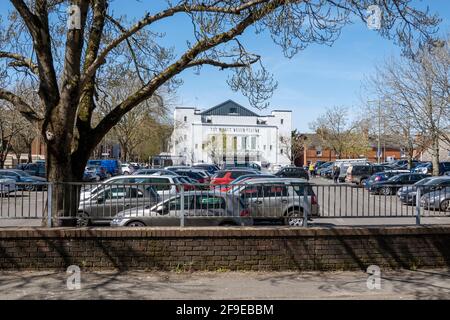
[297,133,406,166]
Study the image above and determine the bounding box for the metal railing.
[1,181,449,227]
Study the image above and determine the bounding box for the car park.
[110,191,252,227]
[229,178,318,226]
[398,176,450,205]
[77,185,160,226]
[368,173,430,195]
[0,169,46,191]
[274,166,309,180]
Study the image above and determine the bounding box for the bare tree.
[309,106,370,159]
[0,0,440,224]
[368,39,450,175]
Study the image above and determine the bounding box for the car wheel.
[439,200,450,212]
[95,175,101,181]
[285,210,305,227]
[360,179,367,187]
[381,187,391,196]
[76,212,90,227]
[126,221,146,227]
[25,184,36,191]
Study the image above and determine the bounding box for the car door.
[260,184,287,218]
[89,186,127,219]
[152,195,194,226]
[186,194,227,226]
[240,185,264,218]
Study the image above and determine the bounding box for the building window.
[202,144,205,150]
[281,149,284,154]
[316,149,322,157]
[184,147,187,152]
[264,145,266,150]
[184,116,187,122]
[230,107,237,114]
[184,134,187,141]
[195,144,198,149]
[270,145,273,151]
[281,119,284,125]
[251,137,256,150]
[241,137,247,150]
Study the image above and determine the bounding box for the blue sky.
[1,1,449,132]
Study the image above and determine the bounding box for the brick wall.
[1,226,450,271]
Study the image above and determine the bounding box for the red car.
[210,170,257,186]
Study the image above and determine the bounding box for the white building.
[169,100,292,166]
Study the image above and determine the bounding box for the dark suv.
[274,166,309,181]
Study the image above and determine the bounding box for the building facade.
[169,100,292,166]
[297,133,406,166]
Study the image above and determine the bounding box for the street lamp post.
[377,100,381,164]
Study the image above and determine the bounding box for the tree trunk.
[27,143,33,163]
[0,158,4,169]
[431,135,440,176]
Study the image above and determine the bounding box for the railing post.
[415,187,421,225]
[303,185,309,227]
[180,186,185,227]
[47,183,52,228]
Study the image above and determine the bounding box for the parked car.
[120,163,135,175]
[210,169,259,186]
[220,174,276,192]
[420,186,450,211]
[229,178,318,226]
[315,161,333,175]
[165,165,191,171]
[80,175,182,201]
[172,169,210,184]
[77,185,160,226]
[412,162,450,175]
[345,164,390,186]
[224,162,261,171]
[398,177,450,205]
[133,169,178,176]
[389,159,421,170]
[368,173,430,195]
[16,162,46,178]
[84,165,107,181]
[0,178,16,195]
[274,166,309,181]
[363,170,411,190]
[192,164,220,175]
[111,191,252,227]
[87,159,122,177]
[0,169,46,191]
[320,166,334,179]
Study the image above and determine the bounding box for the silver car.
[78,185,160,226]
[420,186,450,212]
[111,191,253,227]
[229,178,319,226]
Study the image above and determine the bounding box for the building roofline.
[271,110,292,112]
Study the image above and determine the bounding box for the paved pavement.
[0,269,449,299]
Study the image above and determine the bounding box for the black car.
[274,166,309,181]
[389,159,421,170]
[369,173,430,195]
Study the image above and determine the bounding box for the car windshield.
[414,177,434,185]
[15,170,31,177]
